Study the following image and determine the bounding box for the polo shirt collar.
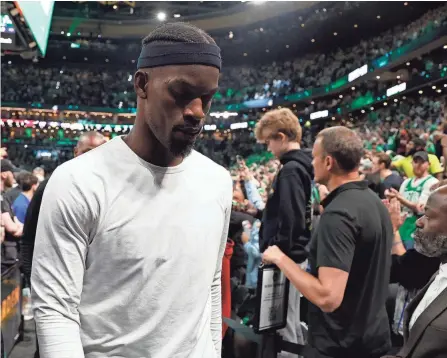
[321,180,368,208]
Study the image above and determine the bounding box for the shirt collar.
[321,180,368,208]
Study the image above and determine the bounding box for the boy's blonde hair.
[255,108,302,143]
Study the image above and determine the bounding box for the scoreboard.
[0,14,17,50]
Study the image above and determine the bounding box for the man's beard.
[413,228,447,257]
[169,135,196,158]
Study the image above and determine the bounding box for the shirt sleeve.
[244,179,265,211]
[428,155,443,175]
[31,168,96,358]
[11,198,26,224]
[316,210,357,273]
[210,174,232,357]
[393,158,404,171]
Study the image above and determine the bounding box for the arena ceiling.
[53,1,261,21]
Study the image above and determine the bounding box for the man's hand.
[385,188,401,200]
[262,245,285,265]
[0,147,7,159]
[382,198,406,231]
[244,200,258,216]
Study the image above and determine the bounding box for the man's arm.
[428,154,443,180]
[31,169,94,358]
[442,136,447,176]
[210,176,232,357]
[264,210,354,313]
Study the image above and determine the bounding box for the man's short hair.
[255,108,302,143]
[411,137,426,150]
[20,172,38,192]
[316,126,364,172]
[77,131,105,144]
[142,22,216,46]
[375,152,392,169]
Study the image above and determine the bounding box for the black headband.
[137,42,222,71]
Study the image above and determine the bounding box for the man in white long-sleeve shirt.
[31,22,232,358]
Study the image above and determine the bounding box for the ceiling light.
[339,95,343,98]
[265,49,269,53]
[301,23,305,28]
[377,15,381,19]
[332,117,335,120]
[84,57,88,61]
[323,8,326,12]
[444,45,447,49]
[437,89,442,93]
[243,52,248,56]
[419,90,423,94]
[394,99,398,102]
[60,31,64,35]
[444,84,447,88]
[404,2,408,5]
[311,101,315,104]
[376,76,380,79]
[174,14,181,18]
[370,107,374,110]
[311,38,315,43]
[351,87,355,90]
[229,31,234,39]
[432,85,437,89]
[157,12,167,21]
[354,24,358,28]
[333,32,338,36]
[285,44,289,48]
[406,62,410,66]
[260,27,263,32]
[361,110,365,113]
[384,102,387,106]
[403,96,406,99]
[67,32,71,37]
[8,61,11,65]
[113,4,118,9]
[397,75,400,79]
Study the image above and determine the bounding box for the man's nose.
[184,98,205,122]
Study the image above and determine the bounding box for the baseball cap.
[413,151,429,162]
[1,159,20,173]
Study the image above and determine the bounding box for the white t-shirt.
[31,136,232,358]
[410,263,447,329]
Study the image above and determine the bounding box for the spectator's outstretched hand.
[382,198,406,231]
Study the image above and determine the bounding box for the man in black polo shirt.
[264,126,393,358]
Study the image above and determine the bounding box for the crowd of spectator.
[2,3,446,109]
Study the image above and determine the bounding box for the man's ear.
[134,71,149,99]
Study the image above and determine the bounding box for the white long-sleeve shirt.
[31,136,232,358]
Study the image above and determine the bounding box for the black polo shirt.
[308,181,393,358]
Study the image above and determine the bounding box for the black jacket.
[21,177,49,282]
[260,149,313,263]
